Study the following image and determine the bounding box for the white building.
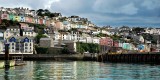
[23,30,37,37]
[4,27,20,39]
[145,28,160,35]
[4,36,34,54]
[92,37,100,44]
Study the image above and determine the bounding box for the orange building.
[55,21,63,30]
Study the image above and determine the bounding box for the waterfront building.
[0,30,5,54]
[113,40,119,47]
[5,36,34,54]
[122,43,132,50]
[62,40,77,52]
[100,37,113,47]
[40,38,54,48]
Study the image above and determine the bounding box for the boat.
[0,61,4,68]
[12,56,26,66]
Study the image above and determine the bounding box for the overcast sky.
[0,0,160,27]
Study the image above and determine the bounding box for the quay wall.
[1,52,160,64]
[97,53,160,63]
[0,54,96,61]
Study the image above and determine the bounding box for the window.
[25,47,28,49]
[25,43,28,46]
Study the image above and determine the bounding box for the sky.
[0,0,160,27]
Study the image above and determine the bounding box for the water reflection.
[4,67,9,80]
[0,61,160,80]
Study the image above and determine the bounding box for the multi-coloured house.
[13,15,20,21]
[9,13,14,21]
[19,15,26,22]
[1,13,9,20]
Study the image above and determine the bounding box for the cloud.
[0,0,58,9]
[142,0,160,10]
[93,0,138,15]
[0,0,160,27]
[50,0,95,15]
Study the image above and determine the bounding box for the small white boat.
[0,61,4,68]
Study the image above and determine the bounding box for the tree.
[35,34,47,44]
[132,27,145,34]
[44,9,51,17]
[95,33,106,37]
[36,9,44,16]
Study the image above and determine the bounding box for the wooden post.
[5,43,10,68]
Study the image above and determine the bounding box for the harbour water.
[0,61,160,80]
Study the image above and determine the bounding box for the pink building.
[38,18,43,24]
[113,41,119,47]
[20,23,29,29]
[1,13,9,20]
[55,21,63,30]
[100,37,113,46]
[20,23,34,30]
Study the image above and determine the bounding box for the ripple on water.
[0,61,160,80]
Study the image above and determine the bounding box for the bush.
[61,47,70,54]
[77,42,100,53]
[35,46,48,54]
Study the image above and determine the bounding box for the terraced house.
[2,26,34,54]
[6,36,34,54]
